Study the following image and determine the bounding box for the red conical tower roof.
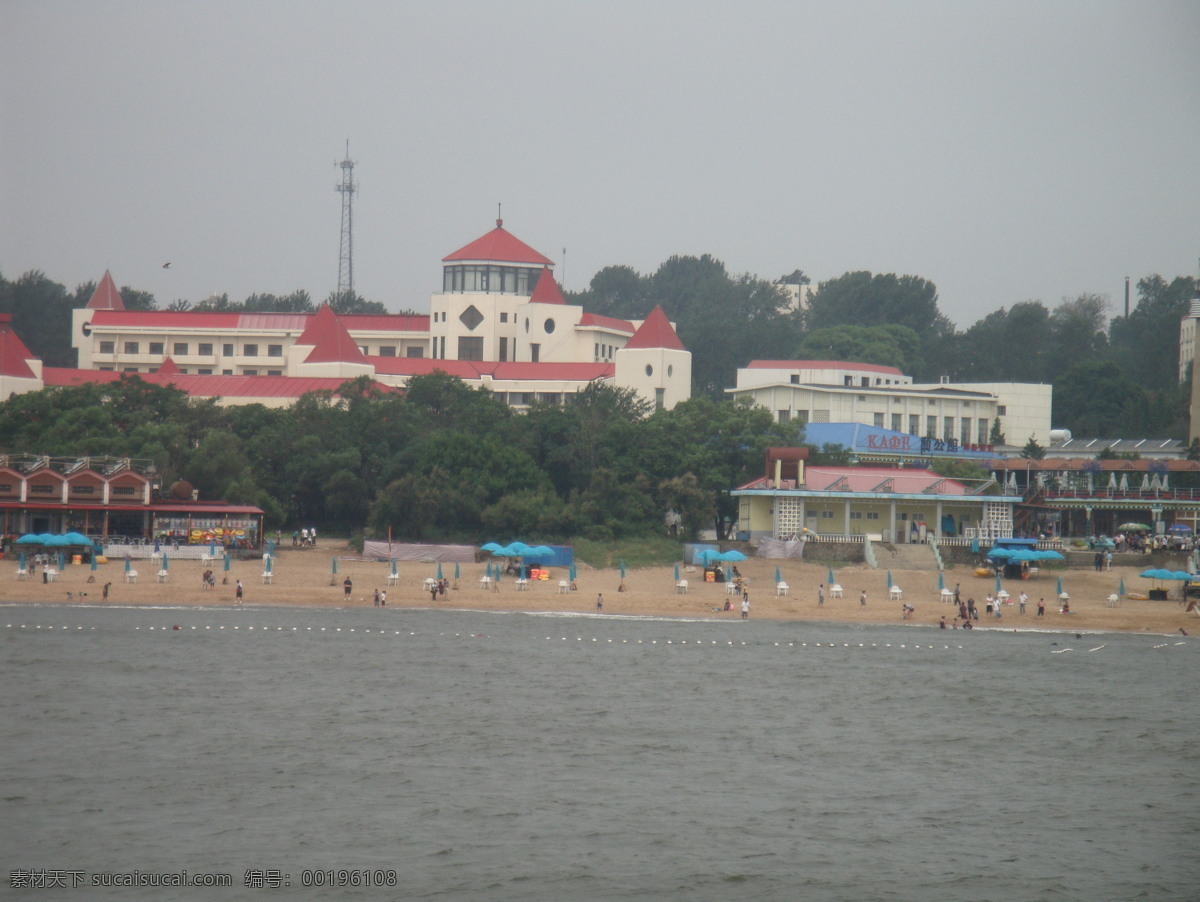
[156,357,182,377]
[0,315,38,378]
[529,267,566,304]
[442,220,554,266]
[625,306,686,350]
[86,270,126,310]
[299,305,367,364]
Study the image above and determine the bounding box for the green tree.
[804,271,952,337]
[326,289,388,315]
[795,323,923,373]
[1020,437,1046,459]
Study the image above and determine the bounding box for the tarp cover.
[362,542,477,563]
[756,536,807,560]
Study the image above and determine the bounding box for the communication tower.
[335,140,357,298]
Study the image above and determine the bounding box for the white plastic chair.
[775,582,789,596]
[829,584,844,598]
[675,579,689,594]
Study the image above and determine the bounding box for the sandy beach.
[5,543,1197,635]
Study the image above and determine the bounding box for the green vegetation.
[571,535,685,571]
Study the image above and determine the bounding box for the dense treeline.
[0,374,799,541]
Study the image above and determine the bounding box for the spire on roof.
[300,305,367,364]
[529,267,566,305]
[625,306,686,350]
[86,271,126,311]
[0,315,38,378]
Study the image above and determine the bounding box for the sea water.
[2,604,1197,901]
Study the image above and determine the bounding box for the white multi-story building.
[727,360,1052,449]
[61,221,692,411]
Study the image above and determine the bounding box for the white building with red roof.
[63,221,692,410]
[0,315,44,401]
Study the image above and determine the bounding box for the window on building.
[99,366,113,371]
[944,416,954,439]
[844,376,853,386]
[926,415,936,437]
[891,413,902,431]
[813,409,830,423]
[243,368,258,376]
[123,366,138,373]
[655,387,665,410]
[124,342,139,355]
[378,346,396,357]
[796,410,809,426]
[909,414,919,435]
[406,347,424,358]
[111,485,135,496]
[31,484,55,494]
[268,345,283,357]
[198,368,212,375]
[267,370,282,376]
[173,342,188,356]
[849,511,862,520]
[544,318,556,334]
[99,341,115,354]
[979,420,990,445]
[199,343,213,355]
[222,344,234,357]
[499,337,508,362]
[458,337,484,361]
[791,374,800,384]
[861,377,869,387]
[961,419,972,446]
[873,413,885,427]
[530,343,540,363]
[500,312,508,323]
[149,342,164,355]
[459,305,484,330]
[778,410,791,423]
[820,510,834,519]
[243,344,258,356]
[222,369,233,375]
[866,511,880,520]
[997,405,1007,415]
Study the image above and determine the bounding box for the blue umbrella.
[774,566,782,583]
[19,551,25,570]
[161,552,168,571]
[937,572,944,591]
[223,553,231,572]
[15,534,40,545]
[887,570,893,589]
[480,542,504,553]
[569,563,577,582]
[720,550,747,562]
[390,559,397,577]
[698,549,722,565]
[674,562,680,580]
[124,557,131,572]
[725,564,732,583]
[486,561,493,579]
[57,552,65,570]
[265,554,272,574]
[268,539,275,556]
[995,573,1002,593]
[437,561,443,580]
[1056,576,1063,596]
[1118,578,1125,597]
[209,538,217,557]
[90,554,97,573]
[331,557,338,576]
[827,567,836,584]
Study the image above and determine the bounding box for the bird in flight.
[162,262,171,269]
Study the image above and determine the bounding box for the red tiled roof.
[738,465,969,495]
[41,368,389,399]
[442,222,555,266]
[747,359,904,376]
[579,313,635,333]
[300,305,367,364]
[367,358,491,378]
[341,313,430,331]
[86,271,125,311]
[624,306,686,350]
[0,316,38,378]
[529,267,566,304]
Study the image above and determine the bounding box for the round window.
[544,318,556,334]
[645,365,653,377]
[667,365,673,377]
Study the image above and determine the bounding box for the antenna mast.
[336,140,357,299]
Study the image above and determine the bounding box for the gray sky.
[2,0,1197,328]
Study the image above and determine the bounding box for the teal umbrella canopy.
[569,563,577,581]
[774,566,782,583]
[390,559,397,576]
[161,552,169,570]
[437,562,443,580]
[331,557,338,575]
[19,551,26,569]
[63,531,92,546]
[674,562,680,580]
[720,550,747,562]
[264,555,272,574]
[124,557,131,572]
[454,562,460,579]
[44,534,70,547]
[1118,578,1125,597]
[887,570,893,588]
[827,567,836,584]
[15,534,41,545]
[223,553,231,572]
[698,550,722,565]
[1057,577,1063,595]
[938,572,944,590]
[480,542,504,553]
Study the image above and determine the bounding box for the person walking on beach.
[1019,590,1028,614]
[380,590,386,606]
[741,596,750,619]
[860,589,867,608]
[1037,597,1045,616]
[235,580,243,603]
[596,593,603,612]
[373,589,380,607]
[343,576,352,599]
[818,584,825,607]
[102,581,110,601]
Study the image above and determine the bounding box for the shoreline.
[3,543,1196,637]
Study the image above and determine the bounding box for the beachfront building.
[732,448,1021,544]
[989,457,1200,538]
[65,221,692,411]
[0,315,45,402]
[726,360,1053,449]
[0,454,264,548]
